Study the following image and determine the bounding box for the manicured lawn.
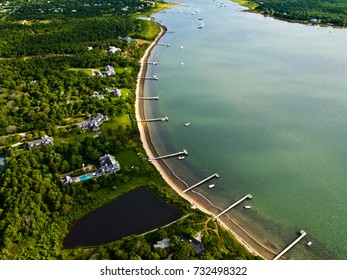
[115,149,142,171]
[136,20,160,40]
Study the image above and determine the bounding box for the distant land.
[234,0,347,27]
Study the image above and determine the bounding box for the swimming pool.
[78,174,93,181]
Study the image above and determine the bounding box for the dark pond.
[63,187,182,248]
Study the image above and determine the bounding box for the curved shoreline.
[135,21,277,260]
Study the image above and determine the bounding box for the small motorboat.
[178,156,185,160]
[307,241,313,246]
[244,205,251,209]
[184,122,190,126]
[208,184,215,189]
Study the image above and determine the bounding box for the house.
[61,154,120,184]
[154,238,171,249]
[102,65,115,76]
[91,92,104,100]
[180,234,205,255]
[98,154,120,174]
[118,36,132,43]
[77,113,108,131]
[28,135,53,150]
[106,88,122,97]
[62,175,73,185]
[108,46,121,54]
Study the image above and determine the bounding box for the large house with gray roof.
[77,113,108,131]
[27,135,53,150]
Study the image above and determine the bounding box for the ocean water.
[143,0,347,259]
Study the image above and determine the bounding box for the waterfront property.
[102,65,115,76]
[63,187,182,248]
[98,154,120,176]
[106,87,122,97]
[77,113,108,131]
[27,135,53,150]
[62,154,120,185]
[180,233,205,255]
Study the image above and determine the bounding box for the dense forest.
[0,0,260,260]
[236,0,347,27]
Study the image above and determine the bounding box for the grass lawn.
[68,68,93,76]
[233,0,259,10]
[116,67,134,74]
[136,20,160,40]
[115,149,142,171]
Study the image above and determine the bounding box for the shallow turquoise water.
[143,0,347,259]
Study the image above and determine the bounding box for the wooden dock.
[214,194,253,219]
[148,149,188,162]
[137,96,159,100]
[139,116,168,122]
[140,75,158,80]
[182,173,219,194]
[156,43,170,47]
[145,61,158,65]
[273,230,307,260]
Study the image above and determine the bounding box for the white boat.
[178,156,185,160]
[208,184,215,189]
[244,205,251,209]
[307,241,313,246]
[184,122,190,126]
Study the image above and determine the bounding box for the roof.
[28,135,53,149]
[99,154,117,167]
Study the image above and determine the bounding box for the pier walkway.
[140,75,158,80]
[182,173,219,194]
[139,116,168,122]
[214,194,253,219]
[148,149,188,162]
[137,96,159,100]
[156,43,170,47]
[273,230,307,260]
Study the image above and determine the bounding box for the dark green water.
[143,0,347,259]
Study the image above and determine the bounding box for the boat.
[244,205,251,209]
[208,184,215,189]
[184,122,190,126]
[307,241,313,246]
[178,156,185,160]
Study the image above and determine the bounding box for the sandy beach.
[135,21,278,260]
